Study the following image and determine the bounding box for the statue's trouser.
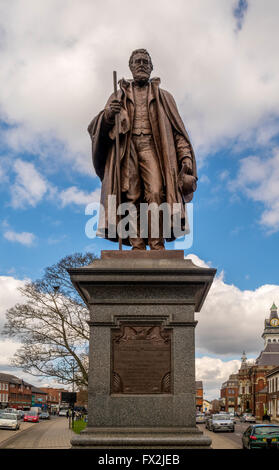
[126,134,165,250]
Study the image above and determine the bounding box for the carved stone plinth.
[68,250,216,448]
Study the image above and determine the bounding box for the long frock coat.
[88,77,197,244]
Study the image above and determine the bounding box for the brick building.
[237,303,279,419]
[0,372,70,412]
[30,385,48,409]
[0,373,32,410]
[76,388,88,409]
[220,374,239,413]
[195,381,203,411]
[40,386,68,412]
[266,366,279,422]
[0,374,9,409]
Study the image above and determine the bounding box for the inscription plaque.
[111,325,171,394]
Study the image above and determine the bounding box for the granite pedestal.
[68,250,216,448]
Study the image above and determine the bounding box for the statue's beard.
[132,69,150,85]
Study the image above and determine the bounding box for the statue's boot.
[149,239,165,250]
[130,238,146,250]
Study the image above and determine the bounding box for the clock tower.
[262,302,279,347]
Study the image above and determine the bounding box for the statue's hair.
[129,49,153,71]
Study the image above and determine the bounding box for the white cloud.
[186,253,212,268]
[59,186,101,207]
[0,339,21,367]
[196,356,241,400]
[10,159,50,209]
[0,276,26,333]
[0,160,9,183]
[8,157,100,209]
[0,0,278,174]
[219,170,229,181]
[199,174,210,184]
[188,254,279,356]
[230,148,279,232]
[3,230,36,246]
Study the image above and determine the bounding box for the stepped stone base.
[71,427,212,449]
[68,250,216,449]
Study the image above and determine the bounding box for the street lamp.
[69,359,77,393]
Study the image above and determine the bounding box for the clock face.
[270,318,279,327]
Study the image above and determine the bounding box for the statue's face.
[130,52,152,82]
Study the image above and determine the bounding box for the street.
[0,416,73,449]
[0,415,271,450]
[198,418,260,449]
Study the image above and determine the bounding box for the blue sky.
[1,0,279,399]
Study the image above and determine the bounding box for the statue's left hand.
[181,157,193,175]
[178,158,197,198]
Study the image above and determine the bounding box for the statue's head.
[129,49,153,83]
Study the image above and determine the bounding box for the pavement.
[0,417,74,449]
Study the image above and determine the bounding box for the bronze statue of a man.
[88,49,197,250]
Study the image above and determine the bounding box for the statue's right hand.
[106,99,122,120]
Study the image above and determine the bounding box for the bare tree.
[3,253,97,387]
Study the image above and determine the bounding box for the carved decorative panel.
[111,325,171,394]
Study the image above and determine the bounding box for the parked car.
[196,413,206,424]
[0,412,20,430]
[58,409,68,416]
[40,411,50,420]
[240,413,256,423]
[16,410,25,420]
[242,424,279,449]
[4,407,20,415]
[8,409,25,420]
[222,412,237,423]
[23,411,39,423]
[206,414,235,432]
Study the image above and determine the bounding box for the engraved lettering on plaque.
[111,325,171,394]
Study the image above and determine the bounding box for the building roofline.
[266,366,279,377]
